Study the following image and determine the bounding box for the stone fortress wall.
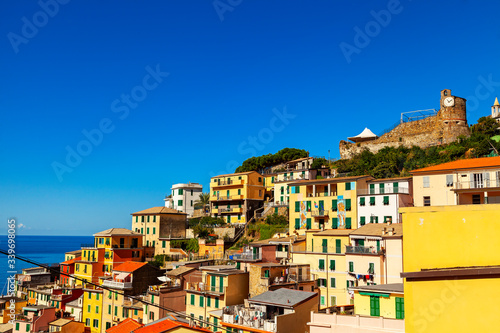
[339,89,470,159]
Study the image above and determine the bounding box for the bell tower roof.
[494,97,499,106]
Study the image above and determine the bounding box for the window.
[15,323,19,331]
[318,278,327,287]
[332,199,337,211]
[147,215,150,222]
[330,296,337,306]
[95,305,99,313]
[162,241,166,248]
[106,322,111,330]
[360,197,365,206]
[153,227,156,235]
[423,196,431,206]
[264,270,270,278]
[345,182,351,191]
[207,296,211,307]
[330,277,336,288]
[370,296,380,316]
[178,200,183,206]
[446,174,453,187]
[238,189,241,195]
[346,217,351,229]
[93,319,99,328]
[370,216,378,224]
[215,298,219,308]
[329,259,335,271]
[369,263,375,274]
[258,177,262,182]
[383,196,389,205]
[384,216,392,223]
[199,296,204,307]
[190,294,195,305]
[396,297,405,319]
[318,259,325,271]
[369,197,375,206]
[108,305,111,314]
[191,200,193,206]
[349,261,354,272]
[332,217,338,229]
[153,215,156,222]
[295,201,300,212]
[322,239,328,253]
[360,216,366,226]
[320,296,325,305]
[423,176,430,188]
[345,199,351,211]
[335,239,341,254]
[295,186,300,193]
[114,306,118,316]
[306,218,311,230]
[295,218,300,229]
[147,228,149,234]
[178,189,183,195]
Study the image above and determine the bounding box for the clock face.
[443,97,455,107]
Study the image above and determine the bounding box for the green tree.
[194,192,210,212]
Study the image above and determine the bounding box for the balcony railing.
[101,280,133,289]
[187,282,225,294]
[80,244,96,249]
[312,209,329,217]
[357,187,409,195]
[306,192,336,197]
[345,246,381,255]
[454,179,500,190]
[231,252,262,261]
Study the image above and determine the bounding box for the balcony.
[231,252,262,261]
[218,207,243,214]
[213,180,244,187]
[345,246,382,255]
[311,209,329,217]
[80,244,96,249]
[454,179,500,190]
[357,187,409,195]
[275,251,288,259]
[187,282,225,294]
[305,192,336,198]
[101,280,133,289]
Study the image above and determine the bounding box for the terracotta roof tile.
[133,318,211,333]
[106,318,143,333]
[411,156,500,174]
[131,207,187,215]
[113,261,147,273]
[94,228,140,236]
[61,256,80,265]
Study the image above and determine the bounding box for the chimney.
[388,228,394,236]
[382,227,387,236]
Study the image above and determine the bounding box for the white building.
[492,97,500,122]
[165,183,203,217]
[357,177,413,228]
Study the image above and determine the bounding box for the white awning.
[115,273,130,280]
[158,276,171,282]
[348,128,378,143]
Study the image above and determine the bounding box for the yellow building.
[82,288,103,333]
[292,229,352,308]
[352,283,404,319]
[102,289,143,331]
[411,156,500,207]
[288,176,373,235]
[131,207,187,257]
[185,266,249,329]
[0,296,26,323]
[210,171,265,224]
[400,204,500,333]
[262,173,276,199]
[198,239,224,259]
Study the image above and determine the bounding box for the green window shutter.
[393,182,399,193]
[383,196,389,205]
[191,294,195,305]
[345,182,351,191]
[271,176,274,182]
[306,218,311,230]
[320,296,325,305]
[379,183,385,194]
[238,189,241,195]
[295,201,300,212]
[349,261,354,272]
[178,200,183,206]
[360,197,365,206]
[153,227,156,234]
[199,296,204,307]
[335,239,341,254]
[346,217,351,229]
[322,239,327,253]
[207,296,211,307]
[370,197,375,205]
[369,184,375,194]
[295,186,300,193]
[384,216,392,223]
[162,240,166,248]
[108,305,111,314]
[369,263,375,274]
[179,189,183,195]
[331,278,336,288]
[115,306,118,316]
[295,218,300,229]
[345,199,351,211]
[375,216,379,223]
[329,259,335,271]
[318,259,325,270]
[332,199,337,211]
[332,218,338,229]
[370,296,380,316]
[215,298,219,308]
[360,216,365,225]
[265,270,270,278]
[396,297,405,319]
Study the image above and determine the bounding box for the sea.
[0,235,94,294]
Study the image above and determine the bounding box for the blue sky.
[1,0,500,235]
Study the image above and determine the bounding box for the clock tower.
[439,89,469,144]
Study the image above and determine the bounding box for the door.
[473,173,483,188]
[370,296,380,316]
